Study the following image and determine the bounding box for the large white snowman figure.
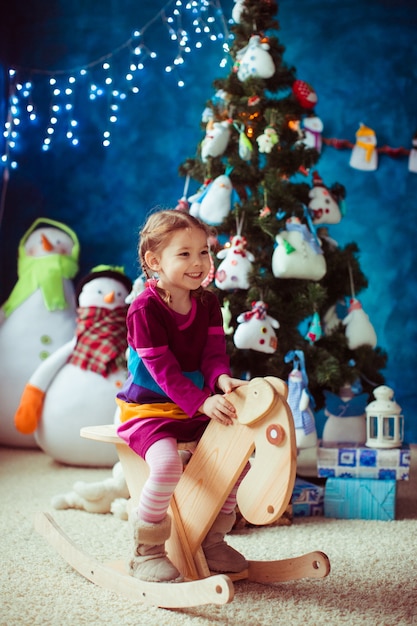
[14,266,132,467]
[0,218,79,448]
[322,385,369,445]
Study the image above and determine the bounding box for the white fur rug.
[1,444,417,626]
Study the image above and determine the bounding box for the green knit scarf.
[3,218,80,317]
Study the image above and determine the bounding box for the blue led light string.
[1,0,231,169]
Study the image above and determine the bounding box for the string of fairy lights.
[1,0,232,171]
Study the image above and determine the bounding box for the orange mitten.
[14,384,45,434]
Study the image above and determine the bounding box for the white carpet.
[1,444,417,626]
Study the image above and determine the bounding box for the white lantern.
[365,385,403,449]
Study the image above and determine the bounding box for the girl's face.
[145,226,211,295]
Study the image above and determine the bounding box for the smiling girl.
[116,209,248,583]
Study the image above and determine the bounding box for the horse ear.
[232,378,276,425]
[264,376,288,400]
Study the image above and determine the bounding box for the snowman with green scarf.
[0,218,79,448]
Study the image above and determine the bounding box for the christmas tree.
[178,0,387,431]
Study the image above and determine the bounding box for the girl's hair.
[139,209,211,302]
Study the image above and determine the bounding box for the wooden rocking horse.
[34,376,330,608]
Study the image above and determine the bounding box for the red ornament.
[292,80,318,109]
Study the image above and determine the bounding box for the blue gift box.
[291,477,324,517]
[324,477,396,521]
[317,442,410,480]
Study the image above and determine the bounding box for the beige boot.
[129,515,183,582]
[202,511,248,573]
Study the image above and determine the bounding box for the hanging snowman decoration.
[235,35,275,82]
[300,115,324,152]
[343,297,377,350]
[349,123,378,171]
[0,218,80,449]
[215,217,255,290]
[308,171,346,225]
[14,266,132,467]
[233,300,279,354]
[257,125,279,153]
[201,120,231,162]
[322,383,369,445]
[272,215,326,281]
[189,169,240,226]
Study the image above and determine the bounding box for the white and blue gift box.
[317,442,410,481]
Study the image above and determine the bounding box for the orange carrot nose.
[41,233,54,251]
[104,291,115,303]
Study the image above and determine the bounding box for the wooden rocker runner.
[34,376,331,608]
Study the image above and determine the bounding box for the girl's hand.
[199,394,236,426]
[216,374,248,395]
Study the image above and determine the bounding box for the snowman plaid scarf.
[68,306,128,377]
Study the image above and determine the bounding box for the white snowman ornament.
[301,115,323,152]
[14,266,132,467]
[236,35,275,82]
[0,218,79,449]
[201,120,231,162]
[215,234,254,290]
[189,173,239,226]
[343,297,377,350]
[234,300,279,354]
[349,123,378,171]
[272,217,326,281]
[308,171,344,225]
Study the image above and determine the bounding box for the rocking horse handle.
[172,376,296,560]
[232,377,297,526]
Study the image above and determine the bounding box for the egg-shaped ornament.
[236,35,275,82]
[292,80,318,110]
[233,301,279,354]
[0,218,79,448]
[215,235,254,291]
[14,266,132,467]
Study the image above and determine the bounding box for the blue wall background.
[1,0,416,442]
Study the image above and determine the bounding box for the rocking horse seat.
[34,376,330,608]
